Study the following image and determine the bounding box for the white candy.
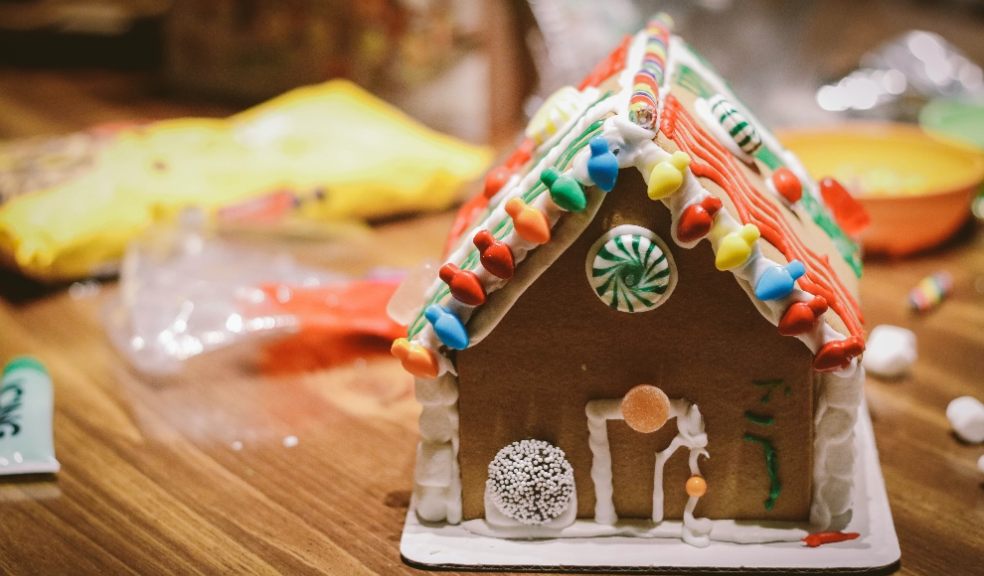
[862,324,917,378]
[946,396,984,444]
[386,260,435,326]
[978,454,984,474]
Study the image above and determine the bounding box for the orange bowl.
[780,124,984,257]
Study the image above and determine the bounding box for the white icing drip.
[412,374,462,524]
[585,399,621,525]
[811,360,863,530]
[586,396,711,546]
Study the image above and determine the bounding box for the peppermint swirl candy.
[586,225,676,313]
[696,95,762,160]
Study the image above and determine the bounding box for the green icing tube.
[1,356,60,475]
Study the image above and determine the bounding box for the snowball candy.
[621,384,670,433]
[685,475,707,498]
[946,396,984,444]
[486,439,575,525]
[862,324,917,378]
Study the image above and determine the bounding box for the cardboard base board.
[400,400,900,574]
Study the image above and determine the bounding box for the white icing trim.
[585,396,712,546]
[409,25,865,546]
[461,517,809,544]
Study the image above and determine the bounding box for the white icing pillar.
[651,400,711,547]
[412,374,462,524]
[585,399,622,525]
[811,360,863,531]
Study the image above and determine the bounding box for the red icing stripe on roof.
[579,35,633,90]
[661,95,864,343]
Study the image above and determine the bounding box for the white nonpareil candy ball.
[946,396,984,444]
[862,324,917,378]
[486,439,575,525]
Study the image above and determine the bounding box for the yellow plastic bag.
[0,80,491,281]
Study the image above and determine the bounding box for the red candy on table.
[473,230,515,279]
[771,167,802,203]
[439,263,486,306]
[676,196,723,243]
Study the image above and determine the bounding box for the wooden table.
[0,67,982,576]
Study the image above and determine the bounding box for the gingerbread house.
[390,15,869,547]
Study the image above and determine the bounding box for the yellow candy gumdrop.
[647,152,691,200]
[715,223,760,270]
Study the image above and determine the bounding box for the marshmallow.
[946,396,984,444]
[862,325,917,378]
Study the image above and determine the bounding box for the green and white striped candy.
[708,95,761,156]
[586,225,676,313]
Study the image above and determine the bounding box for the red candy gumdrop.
[484,166,512,199]
[813,336,865,372]
[772,167,802,203]
[677,196,723,243]
[778,296,828,336]
[439,263,486,306]
[473,230,514,279]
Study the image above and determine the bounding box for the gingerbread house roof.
[391,14,867,380]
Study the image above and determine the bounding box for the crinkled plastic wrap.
[104,210,403,375]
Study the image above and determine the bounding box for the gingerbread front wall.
[456,170,816,523]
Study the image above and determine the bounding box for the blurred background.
[0,0,982,370]
[1,0,982,139]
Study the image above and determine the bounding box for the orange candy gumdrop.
[391,338,439,379]
[686,476,707,498]
[505,198,551,244]
[621,384,671,433]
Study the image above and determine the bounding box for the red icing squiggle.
[579,35,633,90]
[661,96,864,343]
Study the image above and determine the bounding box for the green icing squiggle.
[744,433,781,510]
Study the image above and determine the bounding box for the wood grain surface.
[1,17,983,574]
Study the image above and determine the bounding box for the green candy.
[541,168,587,212]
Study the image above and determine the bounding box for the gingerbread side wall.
[456,170,815,522]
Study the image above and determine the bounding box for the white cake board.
[400,400,901,574]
